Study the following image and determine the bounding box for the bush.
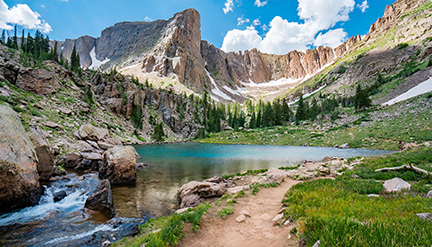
[397,43,409,49]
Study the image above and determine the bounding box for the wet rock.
[64,153,83,168]
[53,190,67,202]
[0,105,42,213]
[101,240,112,247]
[338,143,350,149]
[383,177,411,192]
[100,146,137,185]
[137,162,149,169]
[84,179,115,218]
[78,123,109,142]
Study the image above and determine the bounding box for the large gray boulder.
[78,123,109,141]
[29,126,65,180]
[178,179,228,208]
[99,146,137,185]
[84,179,115,218]
[383,177,411,192]
[0,105,42,213]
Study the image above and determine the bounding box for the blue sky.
[1,0,394,55]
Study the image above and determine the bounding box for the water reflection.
[112,143,393,218]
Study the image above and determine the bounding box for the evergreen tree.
[153,122,165,142]
[12,26,18,49]
[0,29,5,45]
[354,85,372,110]
[20,29,25,51]
[262,102,274,127]
[70,43,80,72]
[256,110,262,128]
[281,99,291,124]
[295,94,308,122]
[309,97,319,119]
[249,111,256,129]
[273,99,282,126]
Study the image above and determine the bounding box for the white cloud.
[221,29,262,53]
[41,5,45,8]
[252,18,261,26]
[0,0,52,33]
[237,16,250,26]
[254,0,268,7]
[314,28,347,48]
[223,0,234,14]
[221,0,355,55]
[144,16,152,21]
[357,0,369,13]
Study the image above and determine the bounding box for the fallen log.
[375,164,431,176]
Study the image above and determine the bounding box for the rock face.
[383,177,411,192]
[84,179,115,218]
[99,146,137,185]
[0,105,42,213]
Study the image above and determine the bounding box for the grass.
[282,147,432,246]
[249,182,278,195]
[222,168,268,179]
[112,203,212,247]
[218,206,233,218]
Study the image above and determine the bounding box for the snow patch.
[206,70,233,101]
[383,77,432,106]
[89,47,110,69]
[222,85,242,96]
[289,84,327,105]
[241,77,299,87]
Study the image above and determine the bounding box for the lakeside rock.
[99,146,137,185]
[383,177,411,192]
[0,105,42,213]
[84,179,115,218]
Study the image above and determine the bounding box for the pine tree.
[354,85,371,110]
[12,26,18,49]
[0,29,5,45]
[70,43,80,72]
[281,99,291,124]
[295,94,308,122]
[153,122,165,142]
[249,111,256,129]
[262,102,274,127]
[273,99,282,126]
[20,29,25,51]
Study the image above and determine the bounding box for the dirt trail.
[178,178,300,247]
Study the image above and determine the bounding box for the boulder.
[0,105,42,213]
[84,179,115,218]
[97,141,113,150]
[178,181,227,208]
[29,126,63,180]
[99,146,137,185]
[236,214,246,223]
[180,194,202,208]
[64,153,83,168]
[383,177,411,192]
[43,121,64,130]
[338,143,350,149]
[78,124,109,141]
[53,190,67,202]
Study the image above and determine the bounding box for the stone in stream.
[53,190,67,202]
[84,179,115,218]
[0,105,43,213]
[99,146,137,185]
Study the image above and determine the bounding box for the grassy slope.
[282,147,432,246]
[197,93,432,151]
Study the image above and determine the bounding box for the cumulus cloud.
[221,0,355,55]
[237,16,250,26]
[254,0,268,7]
[221,29,262,52]
[223,0,234,14]
[357,0,369,13]
[314,28,347,48]
[0,0,52,33]
[144,16,152,21]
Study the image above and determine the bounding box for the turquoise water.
[112,143,393,218]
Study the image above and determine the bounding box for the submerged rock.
[0,105,42,213]
[53,190,67,202]
[84,179,115,218]
[100,146,137,185]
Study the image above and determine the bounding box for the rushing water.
[0,143,392,246]
[113,143,393,218]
